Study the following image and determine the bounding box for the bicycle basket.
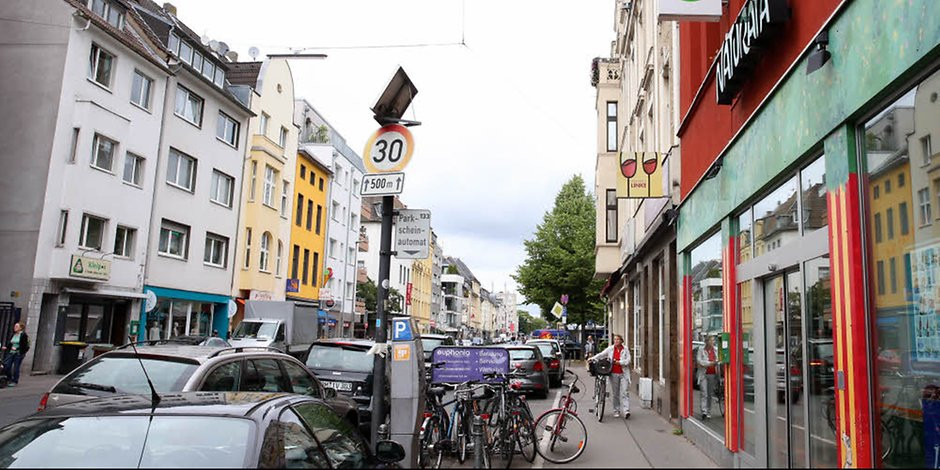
[592,358,613,376]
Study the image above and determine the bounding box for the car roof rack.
[207,346,286,359]
[113,339,195,350]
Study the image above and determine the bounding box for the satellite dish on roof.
[218,41,230,56]
[200,34,210,46]
[248,46,260,61]
[209,39,220,52]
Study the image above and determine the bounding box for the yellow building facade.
[411,249,433,333]
[287,147,331,303]
[231,59,297,309]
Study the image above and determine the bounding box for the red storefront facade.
[675,0,940,468]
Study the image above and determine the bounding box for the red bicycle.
[533,369,588,464]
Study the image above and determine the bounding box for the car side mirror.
[374,440,406,464]
[324,387,337,399]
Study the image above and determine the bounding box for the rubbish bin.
[57,341,88,375]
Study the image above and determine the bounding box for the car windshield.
[531,343,555,357]
[53,356,198,396]
[509,349,536,361]
[0,415,252,468]
[421,338,450,359]
[306,345,373,373]
[231,322,278,340]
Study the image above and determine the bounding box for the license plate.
[323,381,353,392]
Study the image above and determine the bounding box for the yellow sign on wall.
[617,151,665,199]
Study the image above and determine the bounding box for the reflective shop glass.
[864,68,940,468]
[754,177,799,256]
[690,232,725,438]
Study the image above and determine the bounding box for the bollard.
[472,414,484,469]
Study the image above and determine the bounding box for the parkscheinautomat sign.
[716,0,790,105]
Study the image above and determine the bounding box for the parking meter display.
[430,347,509,384]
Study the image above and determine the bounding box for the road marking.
[532,390,563,469]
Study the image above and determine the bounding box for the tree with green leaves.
[518,309,548,335]
[356,278,403,314]
[513,175,605,327]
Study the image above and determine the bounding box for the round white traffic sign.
[363,124,414,173]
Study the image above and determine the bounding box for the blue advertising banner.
[431,347,510,384]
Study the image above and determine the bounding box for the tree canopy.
[513,175,604,325]
[517,309,548,335]
[356,278,403,314]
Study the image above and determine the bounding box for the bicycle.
[533,369,588,464]
[587,358,611,422]
[481,369,537,468]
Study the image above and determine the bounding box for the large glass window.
[863,68,940,468]
[606,102,618,152]
[690,232,724,438]
[754,176,799,256]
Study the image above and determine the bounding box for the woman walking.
[588,334,631,419]
[2,322,29,387]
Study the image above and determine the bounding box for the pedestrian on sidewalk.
[584,335,595,357]
[587,334,631,419]
[697,335,719,419]
[1,322,29,387]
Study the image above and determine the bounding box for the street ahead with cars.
[0,336,715,468]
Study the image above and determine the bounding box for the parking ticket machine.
[388,317,426,467]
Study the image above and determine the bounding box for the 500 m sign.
[363,124,414,173]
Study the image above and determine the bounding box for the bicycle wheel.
[490,418,514,468]
[534,409,588,464]
[717,386,725,417]
[595,378,606,422]
[418,416,444,469]
[514,412,537,463]
[454,410,467,464]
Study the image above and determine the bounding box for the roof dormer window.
[88,0,124,28]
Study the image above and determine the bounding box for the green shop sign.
[70,255,111,281]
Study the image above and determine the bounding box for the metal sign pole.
[370,194,395,447]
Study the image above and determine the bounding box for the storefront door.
[764,270,809,468]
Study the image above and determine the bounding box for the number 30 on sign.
[363,124,414,173]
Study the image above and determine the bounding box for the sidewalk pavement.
[538,363,718,468]
[0,373,64,428]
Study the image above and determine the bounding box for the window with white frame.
[244,227,252,269]
[923,135,933,166]
[347,247,355,264]
[329,239,337,259]
[122,152,144,186]
[332,201,340,221]
[79,214,107,250]
[259,232,271,272]
[279,126,288,148]
[113,225,135,258]
[280,181,289,217]
[130,70,153,109]
[88,0,124,27]
[168,33,179,55]
[263,166,276,207]
[174,85,204,126]
[216,112,240,148]
[201,58,214,81]
[210,170,234,207]
[178,40,193,65]
[213,67,224,88]
[57,210,69,246]
[276,240,283,276]
[347,282,354,300]
[158,220,189,259]
[606,101,618,152]
[88,43,115,88]
[249,161,257,201]
[203,232,227,268]
[91,133,117,172]
[606,189,617,242]
[260,113,270,136]
[166,148,196,191]
[192,52,203,76]
[919,188,932,226]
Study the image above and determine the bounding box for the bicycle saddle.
[429,386,447,397]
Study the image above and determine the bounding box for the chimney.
[162,2,177,16]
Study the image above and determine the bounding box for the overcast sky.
[170,0,615,311]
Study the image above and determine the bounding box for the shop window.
[738,210,753,263]
[862,68,940,468]
[689,232,724,438]
[63,303,112,343]
[800,156,828,232]
[753,177,798,257]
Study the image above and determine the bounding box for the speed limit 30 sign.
[363,124,414,173]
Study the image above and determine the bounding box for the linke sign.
[431,347,509,384]
[716,0,789,105]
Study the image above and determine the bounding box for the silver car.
[499,344,550,399]
[527,339,567,387]
[39,342,361,428]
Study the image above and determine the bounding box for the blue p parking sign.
[392,318,413,341]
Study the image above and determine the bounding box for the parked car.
[169,335,231,348]
[228,301,318,359]
[420,334,456,364]
[498,344,550,399]
[40,343,360,430]
[304,339,388,432]
[807,338,834,394]
[0,392,405,468]
[526,339,566,387]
